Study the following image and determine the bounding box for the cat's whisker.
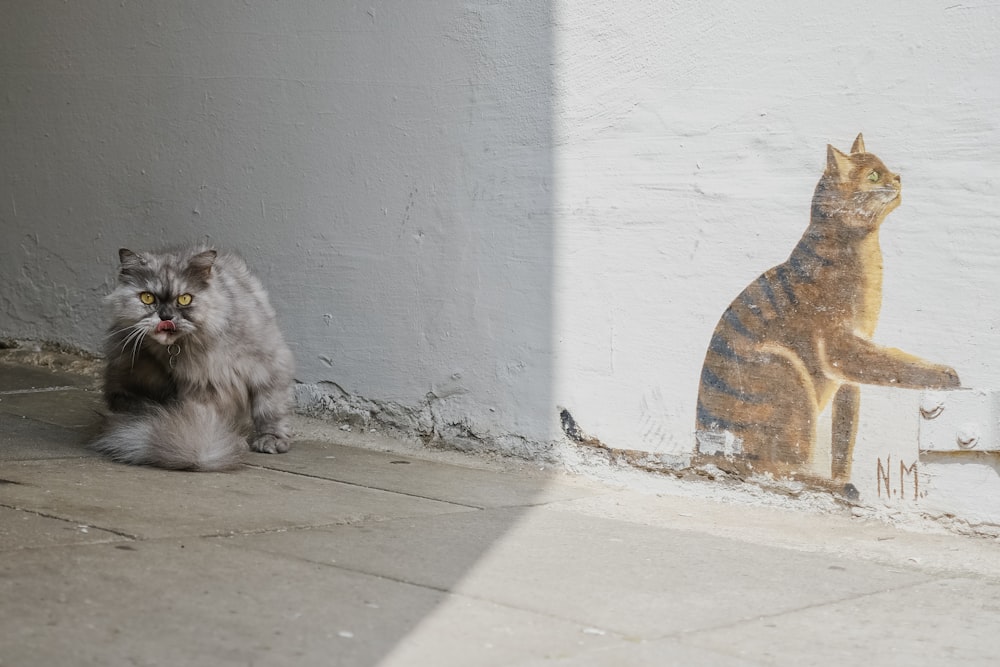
[129,329,146,370]
[119,326,142,350]
[107,322,146,337]
[119,326,146,358]
[117,333,137,356]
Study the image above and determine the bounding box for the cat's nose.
[158,311,174,321]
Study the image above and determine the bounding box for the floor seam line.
[240,462,487,510]
[0,502,139,540]
[664,574,953,642]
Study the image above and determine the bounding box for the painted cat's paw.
[250,434,291,454]
[932,365,961,389]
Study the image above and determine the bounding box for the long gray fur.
[92,245,295,471]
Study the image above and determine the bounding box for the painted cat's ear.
[186,249,218,282]
[850,133,866,154]
[826,144,853,179]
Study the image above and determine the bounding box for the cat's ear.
[118,248,146,274]
[850,133,866,154]
[826,144,853,180]
[186,249,218,282]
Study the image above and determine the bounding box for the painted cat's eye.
[176,293,193,306]
[867,170,880,183]
[139,292,155,305]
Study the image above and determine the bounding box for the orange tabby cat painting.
[695,134,960,498]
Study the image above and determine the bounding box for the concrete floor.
[2,358,1000,666]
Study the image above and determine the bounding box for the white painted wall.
[2,1,999,525]
[547,0,1000,528]
[551,1,1000,456]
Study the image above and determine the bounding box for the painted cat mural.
[695,134,960,497]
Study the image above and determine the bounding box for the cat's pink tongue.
[155,321,176,333]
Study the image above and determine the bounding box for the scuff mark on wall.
[559,407,691,474]
[294,381,554,461]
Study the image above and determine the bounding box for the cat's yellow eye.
[139,292,155,305]
[176,293,193,306]
[867,170,880,183]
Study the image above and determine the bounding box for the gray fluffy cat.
[92,246,294,471]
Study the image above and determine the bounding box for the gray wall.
[1,2,556,447]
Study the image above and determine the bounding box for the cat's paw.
[250,434,291,454]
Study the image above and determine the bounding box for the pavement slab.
[508,638,763,667]
[0,505,125,551]
[227,506,932,639]
[0,387,104,430]
[246,439,605,508]
[0,538,619,667]
[0,412,99,461]
[358,592,621,667]
[550,490,1000,580]
[0,458,472,539]
[681,576,1000,665]
[0,362,97,392]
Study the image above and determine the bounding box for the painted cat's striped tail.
[91,401,246,471]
